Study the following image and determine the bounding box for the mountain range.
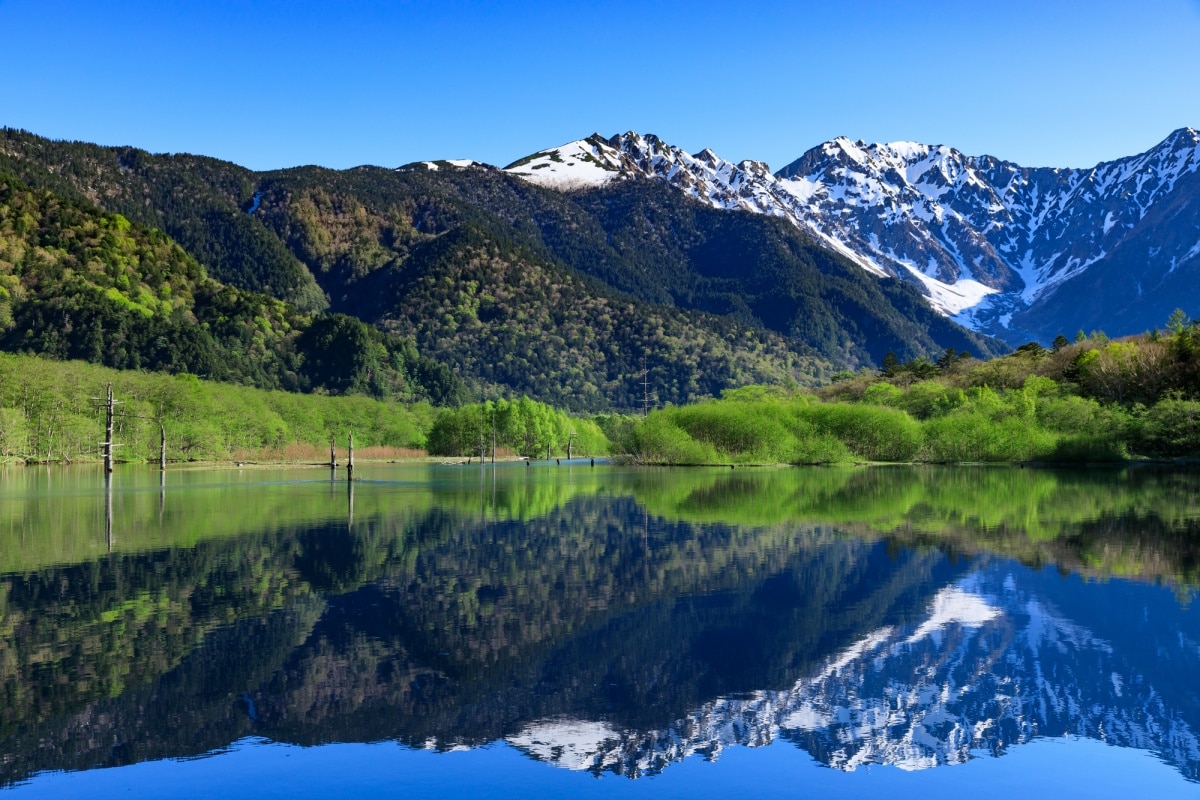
[0,127,1003,410]
[504,128,1200,344]
[2,125,1195,408]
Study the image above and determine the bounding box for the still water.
[1,463,1199,798]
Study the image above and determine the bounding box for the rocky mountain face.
[507,128,1200,343]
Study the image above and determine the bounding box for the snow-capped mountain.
[504,133,897,301]
[503,567,1200,781]
[505,129,1200,342]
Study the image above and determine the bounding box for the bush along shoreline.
[616,319,1200,466]
[9,314,1200,469]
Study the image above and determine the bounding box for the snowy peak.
[503,128,1200,342]
[502,134,626,188]
[1165,126,1200,150]
[779,128,1200,333]
[504,132,808,229]
[503,131,1014,315]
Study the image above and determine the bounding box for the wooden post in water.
[90,383,121,472]
[329,437,337,469]
[567,431,576,460]
[347,431,355,482]
[158,410,166,516]
[641,357,650,418]
[491,409,496,465]
[103,384,115,474]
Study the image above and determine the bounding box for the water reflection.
[104,474,112,553]
[509,566,1200,781]
[0,465,1198,790]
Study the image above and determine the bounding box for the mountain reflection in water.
[0,464,1198,790]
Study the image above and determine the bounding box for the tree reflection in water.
[0,464,1198,786]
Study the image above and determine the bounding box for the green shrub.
[632,415,720,464]
[785,431,853,464]
[1133,399,1200,457]
[428,397,606,458]
[862,382,904,407]
[921,411,1055,462]
[627,398,855,464]
[670,401,797,462]
[801,403,922,461]
[594,413,639,454]
[897,381,966,419]
[1035,395,1128,435]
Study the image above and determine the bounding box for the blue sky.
[3,0,1199,172]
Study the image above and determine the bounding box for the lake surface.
[1,463,1199,798]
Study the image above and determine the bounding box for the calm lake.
[1,463,1199,798]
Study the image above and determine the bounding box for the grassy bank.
[0,353,614,465]
[0,352,435,464]
[9,317,1200,468]
[617,323,1200,465]
[618,389,1166,466]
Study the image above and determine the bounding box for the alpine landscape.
[2,2,1200,798]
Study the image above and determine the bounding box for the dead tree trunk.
[103,384,115,474]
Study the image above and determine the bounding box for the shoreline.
[0,454,585,471]
[6,456,1198,472]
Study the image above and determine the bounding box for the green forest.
[0,353,612,464]
[0,173,464,404]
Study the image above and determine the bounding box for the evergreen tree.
[882,351,900,376]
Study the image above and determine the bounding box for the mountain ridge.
[505,127,1200,343]
[0,126,1007,408]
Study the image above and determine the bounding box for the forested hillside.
[0,127,1007,410]
[0,174,464,403]
[370,226,822,410]
[250,161,1003,366]
[0,129,326,310]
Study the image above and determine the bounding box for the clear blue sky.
[3,0,1199,172]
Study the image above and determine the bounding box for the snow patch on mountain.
[401,159,485,172]
[503,136,622,189]
[900,265,1001,316]
[902,585,999,646]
